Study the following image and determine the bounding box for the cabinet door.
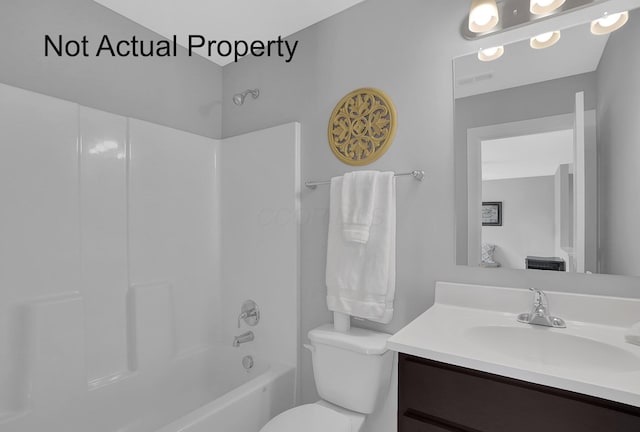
[400,414,465,432]
[399,354,640,432]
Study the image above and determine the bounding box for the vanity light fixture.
[591,11,629,35]
[530,0,565,15]
[469,0,500,33]
[530,31,561,49]
[478,45,504,62]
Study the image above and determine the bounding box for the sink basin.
[465,325,640,372]
[387,282,640,407]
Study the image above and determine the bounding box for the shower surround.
[0,83,300,431]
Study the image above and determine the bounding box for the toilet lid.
[260,404,352,432]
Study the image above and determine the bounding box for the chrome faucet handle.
[237,311,249,328]
[237,300,260,328]
[529,288,547,309]
[518,288,566,328]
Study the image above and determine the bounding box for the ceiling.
[481,129,575,181]
[92,0,367,66]
[454,21,609,99]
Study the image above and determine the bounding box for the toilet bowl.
[259,324,392,432]
[260,400,365,432]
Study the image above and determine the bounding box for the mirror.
[454,7,640,277]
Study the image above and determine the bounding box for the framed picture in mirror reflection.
[482,202,502,226]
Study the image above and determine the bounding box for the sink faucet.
[517,288,566,328]
[233,331,255,347]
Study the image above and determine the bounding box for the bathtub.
[155,356,295,432]
[1,346,295,432]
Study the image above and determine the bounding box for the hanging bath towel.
[326,171,396,324]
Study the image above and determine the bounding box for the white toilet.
[260,323,393,432]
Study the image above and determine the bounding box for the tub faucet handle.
[237,300,260,328]
[237,311,248,328]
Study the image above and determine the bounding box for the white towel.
[341,171,379,244]
[326,172,396,324]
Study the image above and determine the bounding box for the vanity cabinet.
[398,353,640,432]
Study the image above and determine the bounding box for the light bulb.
[478,46,504,62]
[530,0,565,15]
[482,47,499,56]
[597,12,625,27]
[591,11,629,35]
[530,31,561,49]
[472,4,494,26]
[599,15,618,26]
[469,0,500,33]
[536,32,554,43]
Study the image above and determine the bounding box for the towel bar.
[305,170,424,190]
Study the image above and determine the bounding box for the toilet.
[260,323,393,432]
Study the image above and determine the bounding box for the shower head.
[232,89,260,106]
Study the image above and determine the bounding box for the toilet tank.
[308,324,393,414]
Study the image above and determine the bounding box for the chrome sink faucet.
[233,331,255,347]
[517,288,566,328]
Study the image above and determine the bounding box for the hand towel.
[326,172,396,324]
[341,171,379,244]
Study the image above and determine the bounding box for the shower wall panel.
[0,84,81,414]
[0,83,222,420]
[129,119,222,357]
[79,106,129,384]
[220,123,300,375]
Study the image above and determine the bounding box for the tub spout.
[233,331,254,347]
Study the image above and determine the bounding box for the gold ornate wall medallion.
[328,88,397,166]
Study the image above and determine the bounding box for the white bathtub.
[0,347,295,432]
[155,358,295,432]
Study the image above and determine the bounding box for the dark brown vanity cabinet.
[398,353,640,432]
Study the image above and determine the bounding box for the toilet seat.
[260,403,352,432]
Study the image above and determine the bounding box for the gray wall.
[597,8,640,276]
[0,0,222,138]
[455,72,597,264]
[221,0,640,414]
[6,0,640,427]
[483,176,556,269]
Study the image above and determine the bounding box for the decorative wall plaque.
[328,88,397,166]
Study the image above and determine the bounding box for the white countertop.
[387,282,640,407]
